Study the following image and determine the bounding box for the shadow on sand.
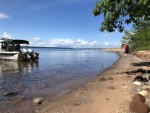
[123,62,150,75]
[132,62,150,67]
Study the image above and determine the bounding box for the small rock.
[116,71,124,74]
[107,86,115,89]
[138,90,149,98]
[107,77,113,80]
[132,94,146,103]
[133,76,145,82]
[105,98,109,100]
[133,81,142,86]
[145,88,150,91]
[129,100,149,113]
[99,77,106,81]
[4,92,13,96]
[33,98,44,104]
[71,102,80,106]
[126,76,131,78]
[136,69,144,73]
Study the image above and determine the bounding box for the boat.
[0,38,39,61]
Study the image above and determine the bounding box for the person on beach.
[124,44,129,57]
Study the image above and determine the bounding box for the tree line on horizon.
[93,0,150,51]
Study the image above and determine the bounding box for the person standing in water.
[124,44,129,57]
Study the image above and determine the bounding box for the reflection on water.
[0,61,39,99]
[0,61,39,75]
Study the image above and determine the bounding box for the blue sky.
[0,0,132,48]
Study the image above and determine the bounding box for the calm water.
[0,48,119,100]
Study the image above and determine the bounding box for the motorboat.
[0,38,39,61]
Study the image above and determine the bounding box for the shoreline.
[2,48,150,113]
[37,48,148,113]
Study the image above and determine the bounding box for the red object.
[125,45,129,50]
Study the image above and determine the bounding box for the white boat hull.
[0,38,39,62]
[0,52,19,61]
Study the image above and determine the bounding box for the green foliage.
[93,0,150,32]
[122,21,150,51]
[121,30,133,46]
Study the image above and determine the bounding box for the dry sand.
[35,48,150,113]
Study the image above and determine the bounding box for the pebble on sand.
[133,81,142,86]
[138,90,149,98]
[107,86,115,89]
[116,71,124,74]
[107,77,113,80]
[4,92,14,96]
[132,94,146,103]
[99,77,106,81]
[33,98,44,104]
[129,100,150,113]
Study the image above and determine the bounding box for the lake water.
[0,48,119,101]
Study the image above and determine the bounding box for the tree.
[121,30,133,47]
[122,21,150,51]
[130,24,150,50]
[93,0,150,32]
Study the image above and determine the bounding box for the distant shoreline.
[21,46,120,50]
[21,46,74,49]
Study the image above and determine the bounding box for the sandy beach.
[32,48,150,113]
[2,48,150,113]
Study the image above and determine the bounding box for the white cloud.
[3,32,12,38]
[28,37,45,46]
[1,32,121,48]
[47,38,99,48]
[0,12,9,19]
[104,42,109,46]
[48,39,74,47]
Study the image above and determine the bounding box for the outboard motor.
[27,49,39,61]
[21,48,39,62]
[22,48,27,54]
[21,48,31,61]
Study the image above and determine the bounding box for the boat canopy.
[0,39,29,44]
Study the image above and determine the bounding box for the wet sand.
[37,48,150,113]
[2,48,150,113]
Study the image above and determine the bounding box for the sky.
[0,0,132,48]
